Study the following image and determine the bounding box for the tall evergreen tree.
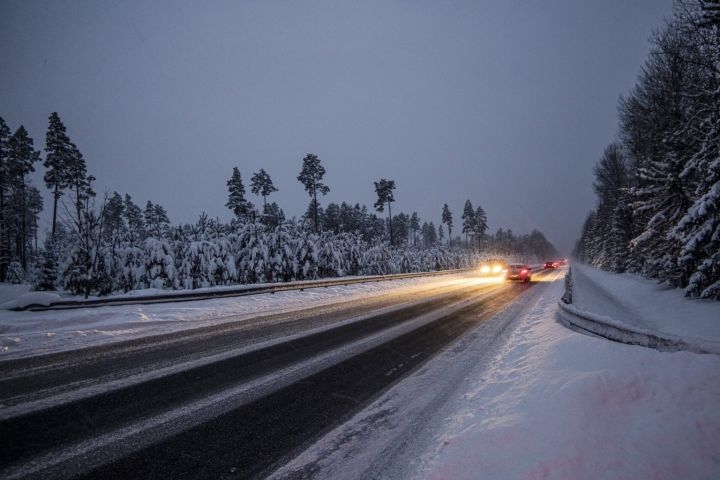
[0,117,11,280]
[65,142,95,235]
[124,194,145,244]
[34,235,59,291]
[297,153,329,232]
[410,212,420,246]
[373,178,396,245]
[103,192,126,241]
[591,143,631,270]
[226,167,252,220]
[461,200,475,247]
[474,205,488,248]
[441,204,453,246]
[7,126,41,269]
[250,168,278,214]
[44,112,72,237]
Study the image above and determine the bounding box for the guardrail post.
[561,267,573,304]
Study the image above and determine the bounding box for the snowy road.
[0,269,556,479]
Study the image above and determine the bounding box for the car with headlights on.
[506,264,532,282]
[477,259,507,277]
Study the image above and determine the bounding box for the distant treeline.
[0,113,557,296]
[575,1,719,299]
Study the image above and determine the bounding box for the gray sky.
[1,0,673,253]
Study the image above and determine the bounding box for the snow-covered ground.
[571,264,720,344]
[271,269,720,480]
[0,274,478,359]
[0,284,31,306]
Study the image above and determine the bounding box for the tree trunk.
[388,202,393,246]
[0,181,6,281]
[313,186,319,233]
[20,179,26,269]
[52,185,59,237]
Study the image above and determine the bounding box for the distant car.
[506,264,532,282]
[544,261,555,269]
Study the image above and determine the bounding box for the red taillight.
[520,269,527,274]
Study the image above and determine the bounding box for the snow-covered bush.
[6,262,25,284]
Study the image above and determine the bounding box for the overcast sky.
[1,0,673,253]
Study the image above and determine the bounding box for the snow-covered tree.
[226,167,253,221]
[44,112,72,237]
[144,201,170,238]
[6,125,41,269]
[124,194,145,245]
[0,116,10,280]
[461,200,475,247]
[473,205,488,249]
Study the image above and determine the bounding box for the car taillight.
[520,269,527,274]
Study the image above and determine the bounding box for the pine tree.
[103,192,126,242]
[441,204,453,247]
[226,167,252,220]
[410,212,420,246]
[474,205,488,249]
[297,153,329,232]
[264,202,285,228]
[65,142,95,235]
[144,201,170,238]
[6,126,41,269]
[44,112,72,237]
[373,178,396,245]
[250,168,278,214]
[323,202,341,233]
[302,199,324,231]
[393,212,410,245]
[124,194,145,244]
[591,143,631,270]
[34,236,58,291]
[0,117,11,280]
[621,25,696,282]
[461,200,475,247]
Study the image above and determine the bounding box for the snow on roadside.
[414,276,720,479]
[271,272,720,480]
[572,263,720,343]
[0,274,475,360]
[0,284,31,306]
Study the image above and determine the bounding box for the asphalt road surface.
[0,268,556,479]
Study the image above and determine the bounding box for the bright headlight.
[480,265,490,274]
[491,264,502,273]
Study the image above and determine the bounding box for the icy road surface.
[1,270,542,479]
[271,269,720,480]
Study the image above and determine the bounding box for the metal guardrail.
[14,268,478,312]
[557,266,719,356]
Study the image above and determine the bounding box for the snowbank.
[414,279,720,479]
[562,264,720,354]
[1,291,63,310]
[0,283,32,306]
